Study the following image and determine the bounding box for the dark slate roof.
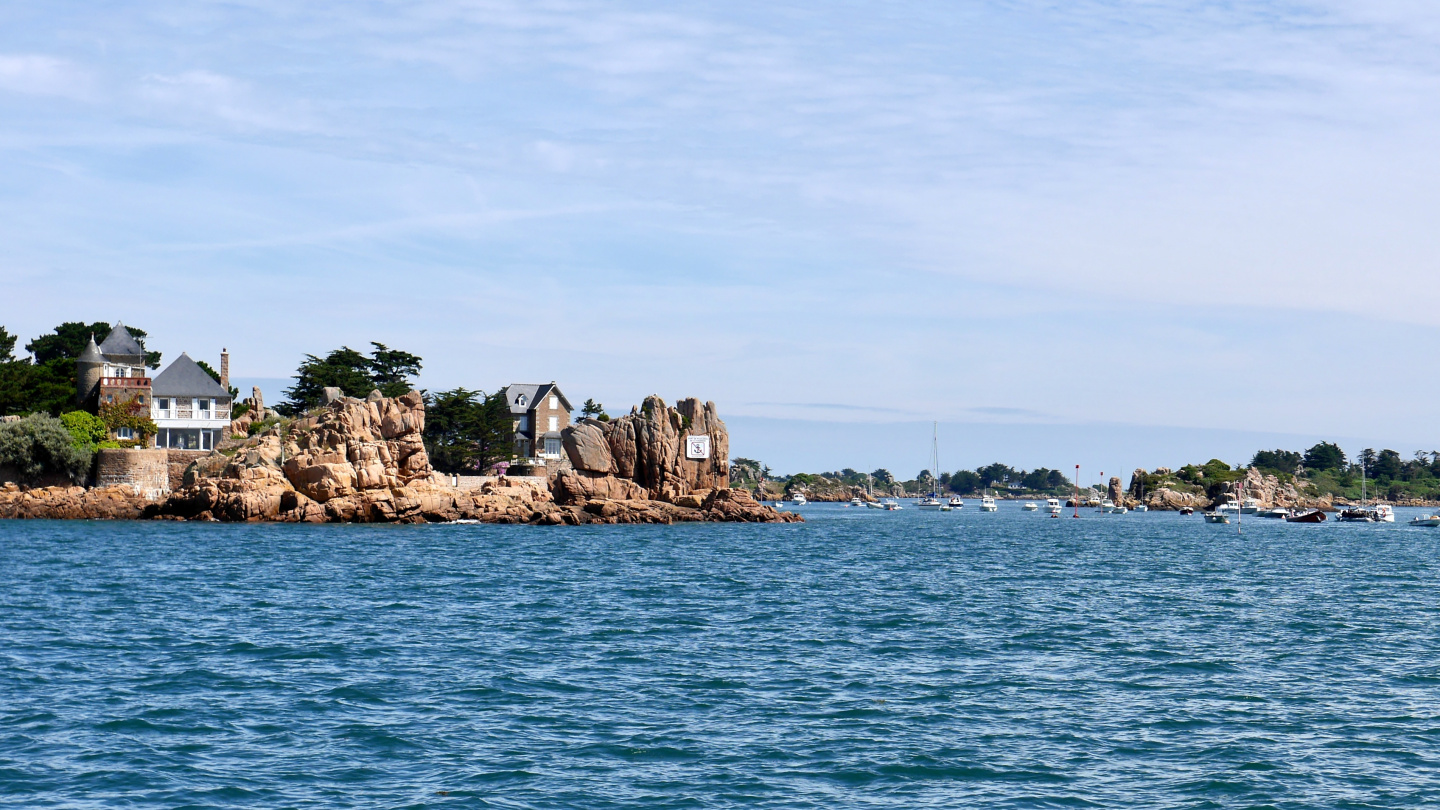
[77,335,103,364]
[504,382,573,414]
[98,322,145,362]
[505,384,541,415]
[152,353,230,399]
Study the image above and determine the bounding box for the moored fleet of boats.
[775,430,1439,526]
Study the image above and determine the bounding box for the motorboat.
[883,499,902,511]
[940,504,954,512]
[1022,501,1038,511]
[1111,505,1129,514]
[1410,514,1440,527]
[1259,507,1289,519]
[979,493,998,512]
[1133,503,1148,512]
[1338,505,1393,523]
[1203,511,1230,524]
[1046,498,1062,516]
[949,497,964,509]
[791,493,807,506]
[1241,497,1261,515]
[1285,509,1326,523]
[850,497,863,507]
[865,500,885,509]
[1215,500,1241,514]
[1101,500,1127,514]
[1179,506,1195,516]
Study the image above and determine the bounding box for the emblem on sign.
[685,435,711,460]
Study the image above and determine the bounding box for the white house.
[150,353,232,451]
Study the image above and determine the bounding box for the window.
[548,416,558,432]
[202,430,213,451]
[549,395,558,409]
[117,427,134,440]
[518,415,529,432]
[516,394,527,407]
[198,398,211,415]
[137,396,144,404]
[544,437,562,457]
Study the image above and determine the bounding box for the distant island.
[731,443,1440,510]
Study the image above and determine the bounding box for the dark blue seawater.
[4,505,1440,808]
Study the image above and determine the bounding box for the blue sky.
[4,1,1440,475]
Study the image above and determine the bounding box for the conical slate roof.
[152,352,230,399]
[77,335,103,364]
[98,322,145,362]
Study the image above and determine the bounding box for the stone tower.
[76,334,103,405]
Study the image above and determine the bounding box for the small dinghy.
[1409,514,1440,527]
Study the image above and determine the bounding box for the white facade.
[152,395,231,450]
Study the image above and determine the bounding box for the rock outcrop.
[0,483,151,520]
[2,391,797,525]
[555,396,798,523]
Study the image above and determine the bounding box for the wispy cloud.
[0,54,93,99]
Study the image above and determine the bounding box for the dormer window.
[516,394,527,407]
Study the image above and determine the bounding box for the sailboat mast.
[1073,465,1081,518]
[931,421,940,499]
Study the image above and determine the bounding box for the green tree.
[1303,442,1346,472]
[948,470,982,494]
[280,343,422,415]
[368,343,424,398]
[580,398,606,419]
[0,326,14,362]
[1252,449,1301,474]
[423,388,513,474]
[1372,449,1403,481]
[871,468,893,484]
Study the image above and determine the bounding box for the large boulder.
[552,469,648,504]
[562,421,615,473]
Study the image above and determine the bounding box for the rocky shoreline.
[0,392,799,526]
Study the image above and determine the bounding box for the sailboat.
[1134,473,1148,512]
[917,423,944,511]
[1339,453,1394,522]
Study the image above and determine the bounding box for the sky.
[3,1,1440,477]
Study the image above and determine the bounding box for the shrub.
[0,413,93,483]
[60,410,107,450]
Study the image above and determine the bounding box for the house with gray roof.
[503,382,572,461]
[150,352,233,451]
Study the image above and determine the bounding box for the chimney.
[220,348,230,391]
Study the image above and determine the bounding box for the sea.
[3,504,1440,808]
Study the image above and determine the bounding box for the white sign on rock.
[685,435,711,460]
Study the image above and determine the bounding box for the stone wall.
[166,449,212,491]
[94,448,170,501]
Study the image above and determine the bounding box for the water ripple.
[4,509,1440,807]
